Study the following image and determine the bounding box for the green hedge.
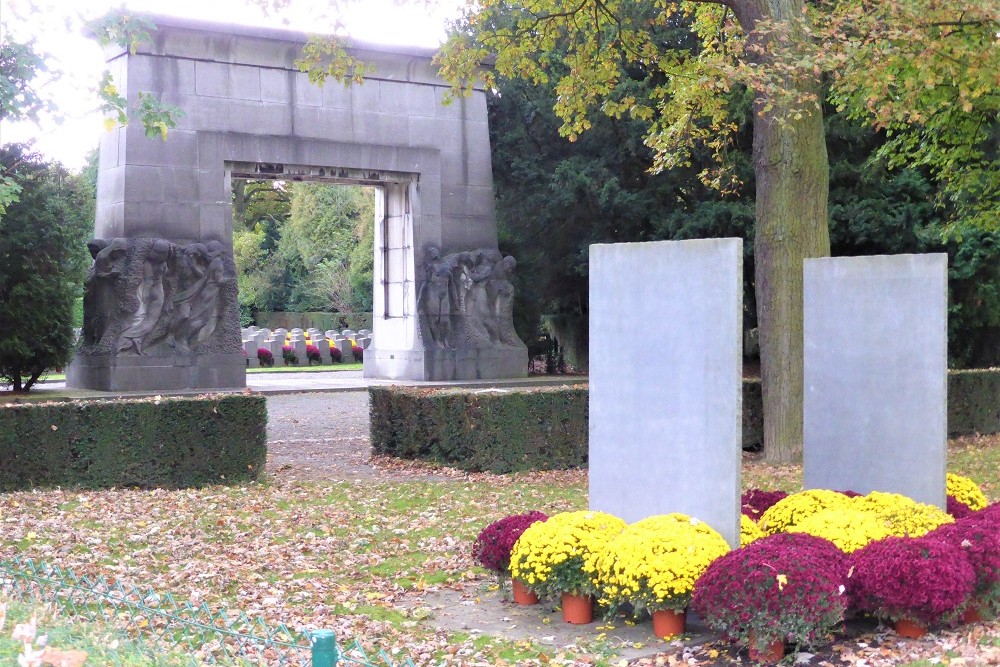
[370,386,588,473]
[947,368,1000,437]
[743,368,1000,447]
[373,368,1000,471]
[0,394,267,491]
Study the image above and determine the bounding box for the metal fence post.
[310,629,339,667]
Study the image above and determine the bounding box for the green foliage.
[0,144,92,391]
[370,386,588,473]
[232,180,376,320]
[0,394,267,491]
[0,39,49,123]
[86,9,184,138]
[281,183,375,312]
[826,110,1000,368]
[947,369,1000,438]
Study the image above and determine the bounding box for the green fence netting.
[0,556,415,667]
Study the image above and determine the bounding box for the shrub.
[946,473,988,511]
[472,511,548,574]
[692,533,848,654]
[329,342,342,362]
[741,489,788,519]
[370,386,587,473]
[510,510,626,599]
[257,348,274,366]
[758,489,853,535]
[928,520,1000,620]
[948,495,975,519]
[0,394,267,490]
[306,344,321,364]
[848,536,976,626]
[595,514,730,615]
[351,344,364,362]
[282,345,297,365]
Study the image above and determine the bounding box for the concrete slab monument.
[589,239,743,547]
[68,15,526,391]
[803,254,948,507]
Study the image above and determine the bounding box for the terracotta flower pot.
[561,592,593,624]
[894,618,927,638]
[748,633,784,664]
[651,608,686,638]
[962,605,983,624]
[512,579,539,606]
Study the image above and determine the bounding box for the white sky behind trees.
[1,0,460,170]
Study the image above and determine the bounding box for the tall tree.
[432,0,998,463]
[0,144,91,391]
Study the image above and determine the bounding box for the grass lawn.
[0,438,998,665]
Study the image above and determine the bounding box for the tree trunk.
[732,0,831,463]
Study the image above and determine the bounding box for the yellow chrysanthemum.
[510,510,626,598]
[851,491,953,537]
[595,514,730,614]
[947,473,988,511]
[788,507,893,553]
[740,514,764,547]
[758,489,852,535]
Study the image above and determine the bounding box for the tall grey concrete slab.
[70,15,526,391]
[589,239,742,547]
[803,254,948,507]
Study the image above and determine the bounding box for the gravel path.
[265,391,376,482]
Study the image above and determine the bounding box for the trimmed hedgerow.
[743,369,999,449]
[0,394,267,491]
[370,385,587,473]
[948,368,1000,436]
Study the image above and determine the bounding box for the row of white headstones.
[588,238,947,548]
[241,326,373,366]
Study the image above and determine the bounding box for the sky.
[0,0,462,170]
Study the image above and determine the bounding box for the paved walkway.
[23,369,585,400]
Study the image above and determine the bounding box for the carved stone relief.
[78,237,240,356]
[416,246,526,350]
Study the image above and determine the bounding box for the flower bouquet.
[947,473,988,512]
[850,491,953,538]
[692,533,848,658]
[928,518,1000,621]
[741,489,788,520]
[758,489,852,535]
[306,344,322,364]
[788,507,893,553]
[595,514,729,637]
[741,515,764,547]
[472,511,547,602]
[510,510,625,621]
[847,535,976,633]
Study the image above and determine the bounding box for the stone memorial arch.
[68,16,528,391]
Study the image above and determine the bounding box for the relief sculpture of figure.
[168,241,233,353]
[416,246,458,348]
[456,249,498,346]
[81,238,128,349]
[489,255,522,346]
[118,239,173,354]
